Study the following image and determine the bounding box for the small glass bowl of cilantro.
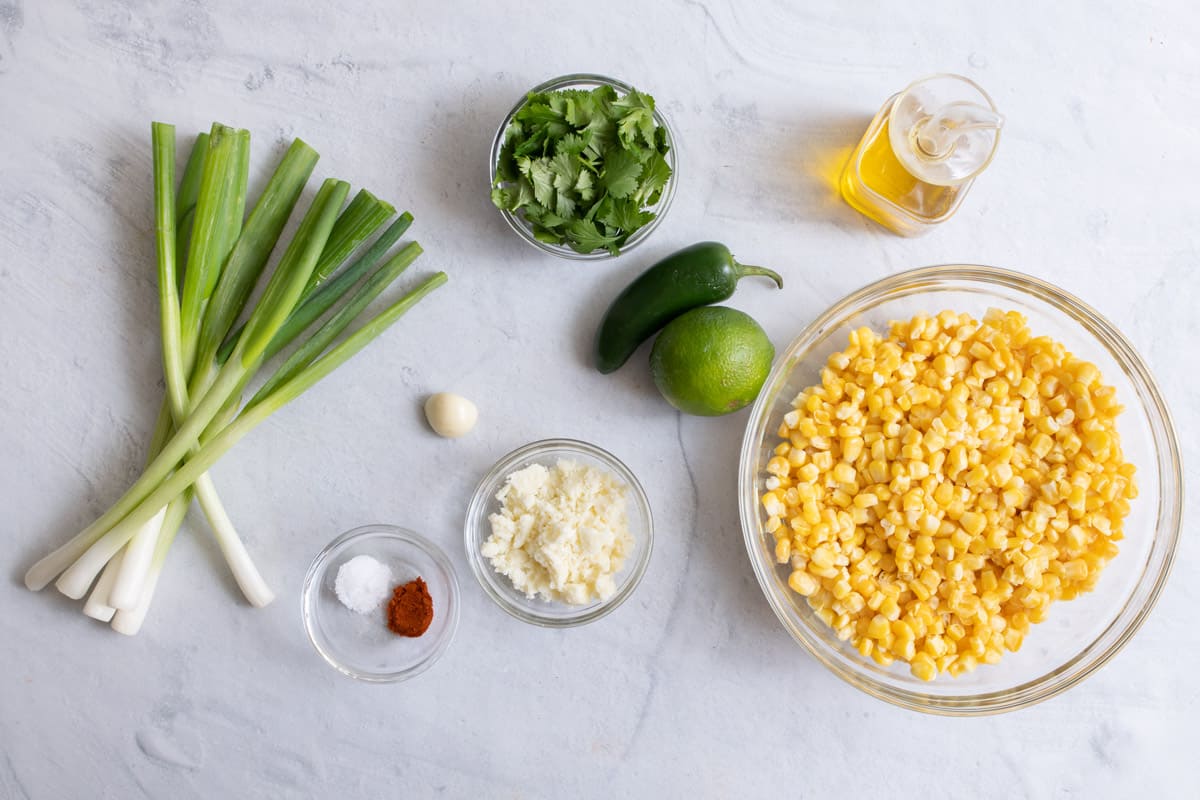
[489,73,677,259]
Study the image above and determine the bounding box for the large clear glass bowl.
[488,73,678,260]
[738,265,1182,715]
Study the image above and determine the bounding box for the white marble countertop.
[2,1,1197,797]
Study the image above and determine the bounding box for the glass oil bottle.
[840,74,1003,236]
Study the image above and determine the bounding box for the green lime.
[649,306,775,416]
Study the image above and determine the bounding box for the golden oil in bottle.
[840,75,1003,236]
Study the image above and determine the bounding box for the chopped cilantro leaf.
[555,190,577,220]
[558,132,588,156]
[601,148,643,199]
[528,158,555,207]
[598,196,655,232]
[634,151,671,206]
[574,169,596,202]
[550,149,580,191]
[565,219,621,254]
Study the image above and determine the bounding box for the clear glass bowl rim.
[301,524,462,683]
[737,263,1183,715]
[464,438,655,627]
[487,72,679,260]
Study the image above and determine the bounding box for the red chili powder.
[386,577,434,637]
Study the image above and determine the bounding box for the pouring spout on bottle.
[912,101,1008,160]
[888,76,1004,186]
[913,101,1006,160]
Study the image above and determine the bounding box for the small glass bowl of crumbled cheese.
[302,525,460,682]
[464,439,654,627]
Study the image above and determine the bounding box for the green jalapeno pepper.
[593,241,783,373]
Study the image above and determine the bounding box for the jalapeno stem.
[733,261,784,289]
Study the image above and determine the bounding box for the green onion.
[106,122,187,612]
[24,120,446,634]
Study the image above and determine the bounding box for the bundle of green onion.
[23,122,446,634]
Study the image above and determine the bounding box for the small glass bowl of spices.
[302,525,460,682]
[465,439,654,627]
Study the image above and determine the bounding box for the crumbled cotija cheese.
[482,459,632,605]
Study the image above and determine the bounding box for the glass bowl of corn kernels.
[739,264,1182,715]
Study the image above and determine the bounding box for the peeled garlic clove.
[424,392,478,438]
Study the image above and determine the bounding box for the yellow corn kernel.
[811,544,836,569]
[959,511,986,537]
[935,539,955,561]
[1030,432,1054,459]
[761,491,785,517]
[949,527,971,552]
[879,596,901,621]
[908,579,931,601]
[871,649,895,667]
[910,652,937,681]
[1062,558,1089,581]
[853,492,879,509]
[965,465,989,489]
[921,638,946,661]
[866,614,890,640]
[946,559,964,581]
[802,499,821,526]
[788,570,820,596]
[774,537,791,564]
[949,653,979,677]
[947,444,968,475]
[832,462,856,484]
[842,437,865,463]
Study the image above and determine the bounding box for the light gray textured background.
[2,1,1197,798]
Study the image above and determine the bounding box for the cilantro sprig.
[491,84,673,256]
